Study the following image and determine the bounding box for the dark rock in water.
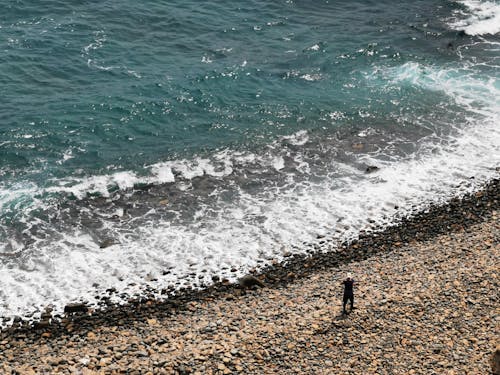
[238,275,266,289]
[351,142,364,151]
[365,166,379,173]
[134,182,155,191]
[99,239,118,249]
[40,310,52,321]
[64,303,88,314]
[33,319,51,330]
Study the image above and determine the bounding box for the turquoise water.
[0,1,479,178]
[0,0,499,321]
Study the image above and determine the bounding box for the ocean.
[0,0,499,323]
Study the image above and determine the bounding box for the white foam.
[151,163,175,183]
[370,61,499,111]
[113,171,139,190]
[0,60,499,324]
[1,115,497,321]
[201,55,213,63]
[300,73,322,81]
[272,156,285,171]
[56,148,75,165]
[82,31,106,54]
[282,130,309,146]
[0,182,40,218]
[450,0,500,35]
[357,128,376,138]
[126,70,142,79]
[35,143,288,199]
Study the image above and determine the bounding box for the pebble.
[0,182,498,374]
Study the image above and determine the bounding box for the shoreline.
[0,177,498,343]
[0,179,497,373]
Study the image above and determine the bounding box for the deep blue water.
[0,0,499,321]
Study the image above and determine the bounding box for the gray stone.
[238,275,266,289]
[492,346,500,375]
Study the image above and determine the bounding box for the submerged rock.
[99,239,118,249]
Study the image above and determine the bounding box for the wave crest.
[449,0,500,35]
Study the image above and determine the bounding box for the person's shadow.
[337,311,350,320]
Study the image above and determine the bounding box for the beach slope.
[0,211,498,374]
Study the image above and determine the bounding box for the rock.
[238,275,266,289]
[134,182,155,191]
[0,180,498,375]
[492,346,500,375]
[41,306,53,320]
[99,239,118,249]
[175,364,190,375]
[136,351,149,357]
[352,143,364,151]
[365,166,379,173]
[64,303,88,314]
[33,320,51,330]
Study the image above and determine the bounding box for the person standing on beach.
[342,273,355,314]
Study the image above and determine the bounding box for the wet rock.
[238,275,266,289]
[0,179,498,375]
[33,320,51,330]
[351,143,364,151]
[64,303,88,314]
[40,307,52,321]
[99,239,118,249]
[365,166,379,173]
[134,182,155,191]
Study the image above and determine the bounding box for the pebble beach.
[0,179,498,374]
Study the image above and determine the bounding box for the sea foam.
[450,0,500,35]
[1,1,500,326]
[0,57,498,324]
